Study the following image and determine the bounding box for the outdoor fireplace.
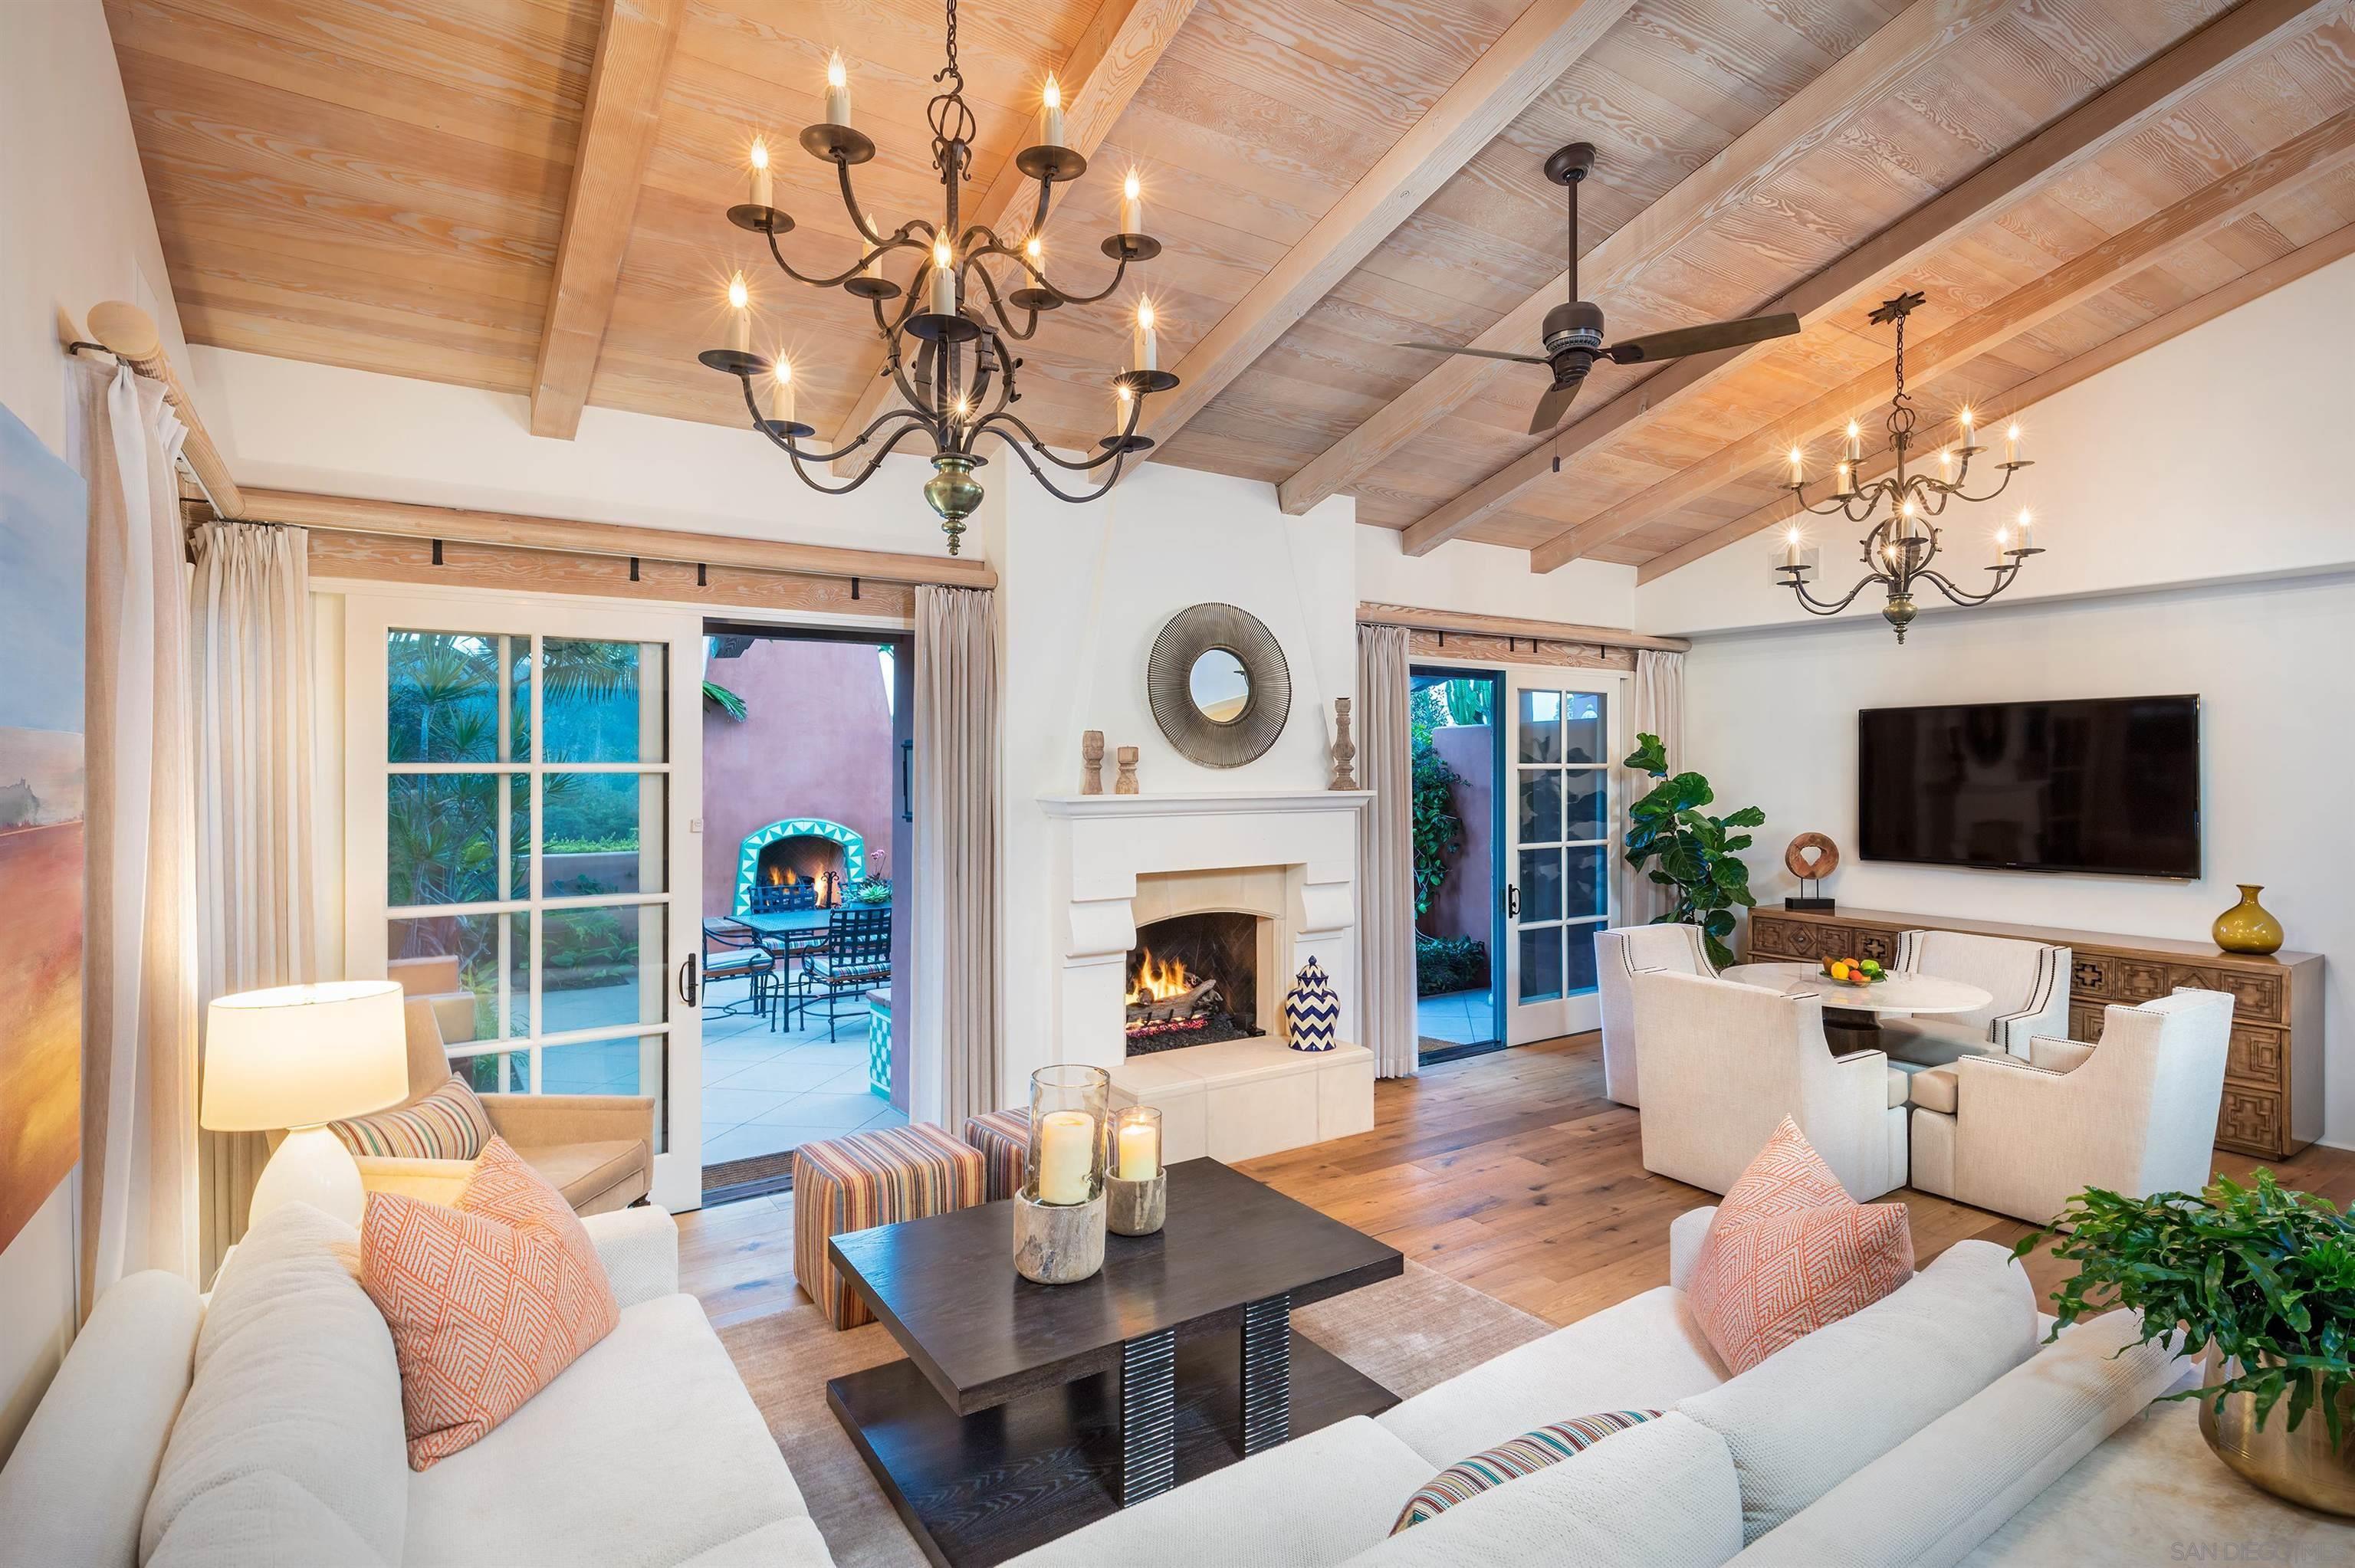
[754,835,844,908]
[1125,911,1265,1055]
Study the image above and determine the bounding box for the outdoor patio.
[697,975,905,1166]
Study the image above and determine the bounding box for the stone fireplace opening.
[754,835,844,909]
[1125,910,1269,1055]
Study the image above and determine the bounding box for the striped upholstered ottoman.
[959,1108,1031,1202]
[793,1123,985,1329]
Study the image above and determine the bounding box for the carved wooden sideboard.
[1746,906,2324,1160]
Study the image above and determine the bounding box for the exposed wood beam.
[1391,0,2340,558]
[1553,103,2355,572]
[1280,0,2023,521]
[1126,0,1639,469]
[826,0,1197,469]
[528,0,686,440]
[1356,600,1687,651]
[1635,217,2355,586]
[235,488,997,587]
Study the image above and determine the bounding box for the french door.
[344,593,707,1210]
[1504,674,1619,1044]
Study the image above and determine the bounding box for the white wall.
[987,466,1360,1104]
[1651,251,2355,1146]
[1357,529,1635,628]
[0,0,193,1461]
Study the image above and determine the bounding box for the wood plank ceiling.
[109,0,2355,578]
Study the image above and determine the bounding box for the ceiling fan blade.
[1527,379,1583,436]
[1603,312,1801,365]
[1395,341,1553,366]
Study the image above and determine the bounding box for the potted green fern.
[2015,1171,2355,1514]
[1619,733,1762,969]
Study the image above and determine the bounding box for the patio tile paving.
[694,973,904,1167]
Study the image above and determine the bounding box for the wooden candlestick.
[1080,730,1105,795]
[1114,745,1139,795]
[1330,697,1358,789]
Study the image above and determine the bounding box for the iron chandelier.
[699,0,1175,556]
[1774,291,2043,641]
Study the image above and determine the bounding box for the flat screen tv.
[1857,696,2200,877]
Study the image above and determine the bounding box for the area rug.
[715,1261,1550,1567]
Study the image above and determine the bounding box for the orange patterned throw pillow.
[360,1137,619,1469]
[1684,1117,1913,1375]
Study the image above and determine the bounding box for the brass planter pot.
[2196,1356,2355,1517]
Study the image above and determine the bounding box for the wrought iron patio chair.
[788,906,892,1040]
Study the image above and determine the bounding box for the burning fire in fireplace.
[1127,949,1194,1005]
[1125,946,1221,1045]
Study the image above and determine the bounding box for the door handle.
[1506,884,1519,919]
[678,955,700,1008]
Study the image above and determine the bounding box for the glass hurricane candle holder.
[1107,1105,1165,1236]
[1014,1064,1109,1284]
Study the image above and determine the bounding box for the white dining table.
[1719,961,1992,1017]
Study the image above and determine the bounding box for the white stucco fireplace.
[1039,789,1375,1163]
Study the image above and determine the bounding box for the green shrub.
[1416,934,1490,997]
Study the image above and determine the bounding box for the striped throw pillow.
[330,1074,494,1161]
[1391,1409,1663,1532]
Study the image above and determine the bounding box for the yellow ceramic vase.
[2212,884,2284,956]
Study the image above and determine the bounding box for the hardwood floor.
[676,1032,2355,1330]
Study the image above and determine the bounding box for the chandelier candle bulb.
[2006,422,2023,465]
[823,51,850,126]
[2015,509,2035,550]
[1957,405,1976,447]
[770,360,794,425]
[748,137,772,209]
[929,239,954,315]
[1787,445,1805,487]
[1134,299,1157,373]
[1844,420,1861,462]
[862,217,884,279]
[727,273,750,353]
[1121,169,1142,235]
[1835,459,1852,497]
[1783,526,1804,569]
[1040,74,1065,147]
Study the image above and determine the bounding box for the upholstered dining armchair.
[1593,923,1716,1107]
[348,999,655,1215]
[1632,969,1908,1201]
[1879,929,2070,1069]
[1906,988,2232,1225]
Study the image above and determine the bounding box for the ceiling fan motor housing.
[1541,300,1605,374]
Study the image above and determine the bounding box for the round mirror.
[1187,648,1251,724]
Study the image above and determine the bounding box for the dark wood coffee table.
[825,1157,1404,1568]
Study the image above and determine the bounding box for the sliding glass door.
[345,594,707,1210]
[1504,674,1617,1045]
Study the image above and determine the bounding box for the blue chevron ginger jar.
[1284,956,1339,1052]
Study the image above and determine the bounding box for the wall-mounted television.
[1857,696,2200,878]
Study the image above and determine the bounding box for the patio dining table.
[705,909,833,943]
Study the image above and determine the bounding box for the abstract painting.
[0,402,86,1254]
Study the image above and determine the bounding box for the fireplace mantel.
[1039,789,1371,818]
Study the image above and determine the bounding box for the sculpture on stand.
[1330,697,1358,789]
[1115,745,1140,795]
[1080,730,1105,795]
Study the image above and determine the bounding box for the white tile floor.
[696,977,905,1166]
[1417,988,1498,1046]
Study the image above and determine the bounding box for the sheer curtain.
[189,520,321,1276]
[911,586,1001,1127]
[72,358,200,1308]
[1355,625,1416,1079]
[1613,648,1686,927]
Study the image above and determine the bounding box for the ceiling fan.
[1398,143,1802,437]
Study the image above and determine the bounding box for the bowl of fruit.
[1818,956,1885,987]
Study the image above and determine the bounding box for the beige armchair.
[1880,929,2070,1068]
[1633,969,1909,1201]
[355,999,655,1214]
[1593,923,1715,1108]
[1907,988,2232,1225]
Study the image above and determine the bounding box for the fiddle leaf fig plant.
[1620,732,1762,969]
[2015,1172,2355,1449]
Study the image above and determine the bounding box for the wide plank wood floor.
[677,1032,2355,1330]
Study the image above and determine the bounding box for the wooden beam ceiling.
[1634,215,2355,586]
[1391,0,2342,563]
[1542,104,2355,572]
[1123,0,1638,471]
[529,0,686,440]
[823,0,1198,467]
[1275,0,2020,522]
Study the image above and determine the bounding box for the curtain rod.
[68,301,244,519]
[1355,600,1687,654]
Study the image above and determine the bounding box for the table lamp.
[202,980,411,1228]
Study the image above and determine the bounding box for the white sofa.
[1008,1209,2203,1568]
[1881,928,2070,1068]
[1593,922,1716,1107]
[1909,988,2234,1225]
[1633,969,1909,1200]
[0,1200,829,1568]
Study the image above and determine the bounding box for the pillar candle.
[1116,1116,1160,1181]
[1036,1110,1095,1204]
[749,138,772,209]
[1041,74,1066,147]
[824,51,850,126]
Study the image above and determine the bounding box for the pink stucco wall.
[702,638,897,918]
[1423,723,1494,945]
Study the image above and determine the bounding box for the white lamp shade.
[202,981,411,1131]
